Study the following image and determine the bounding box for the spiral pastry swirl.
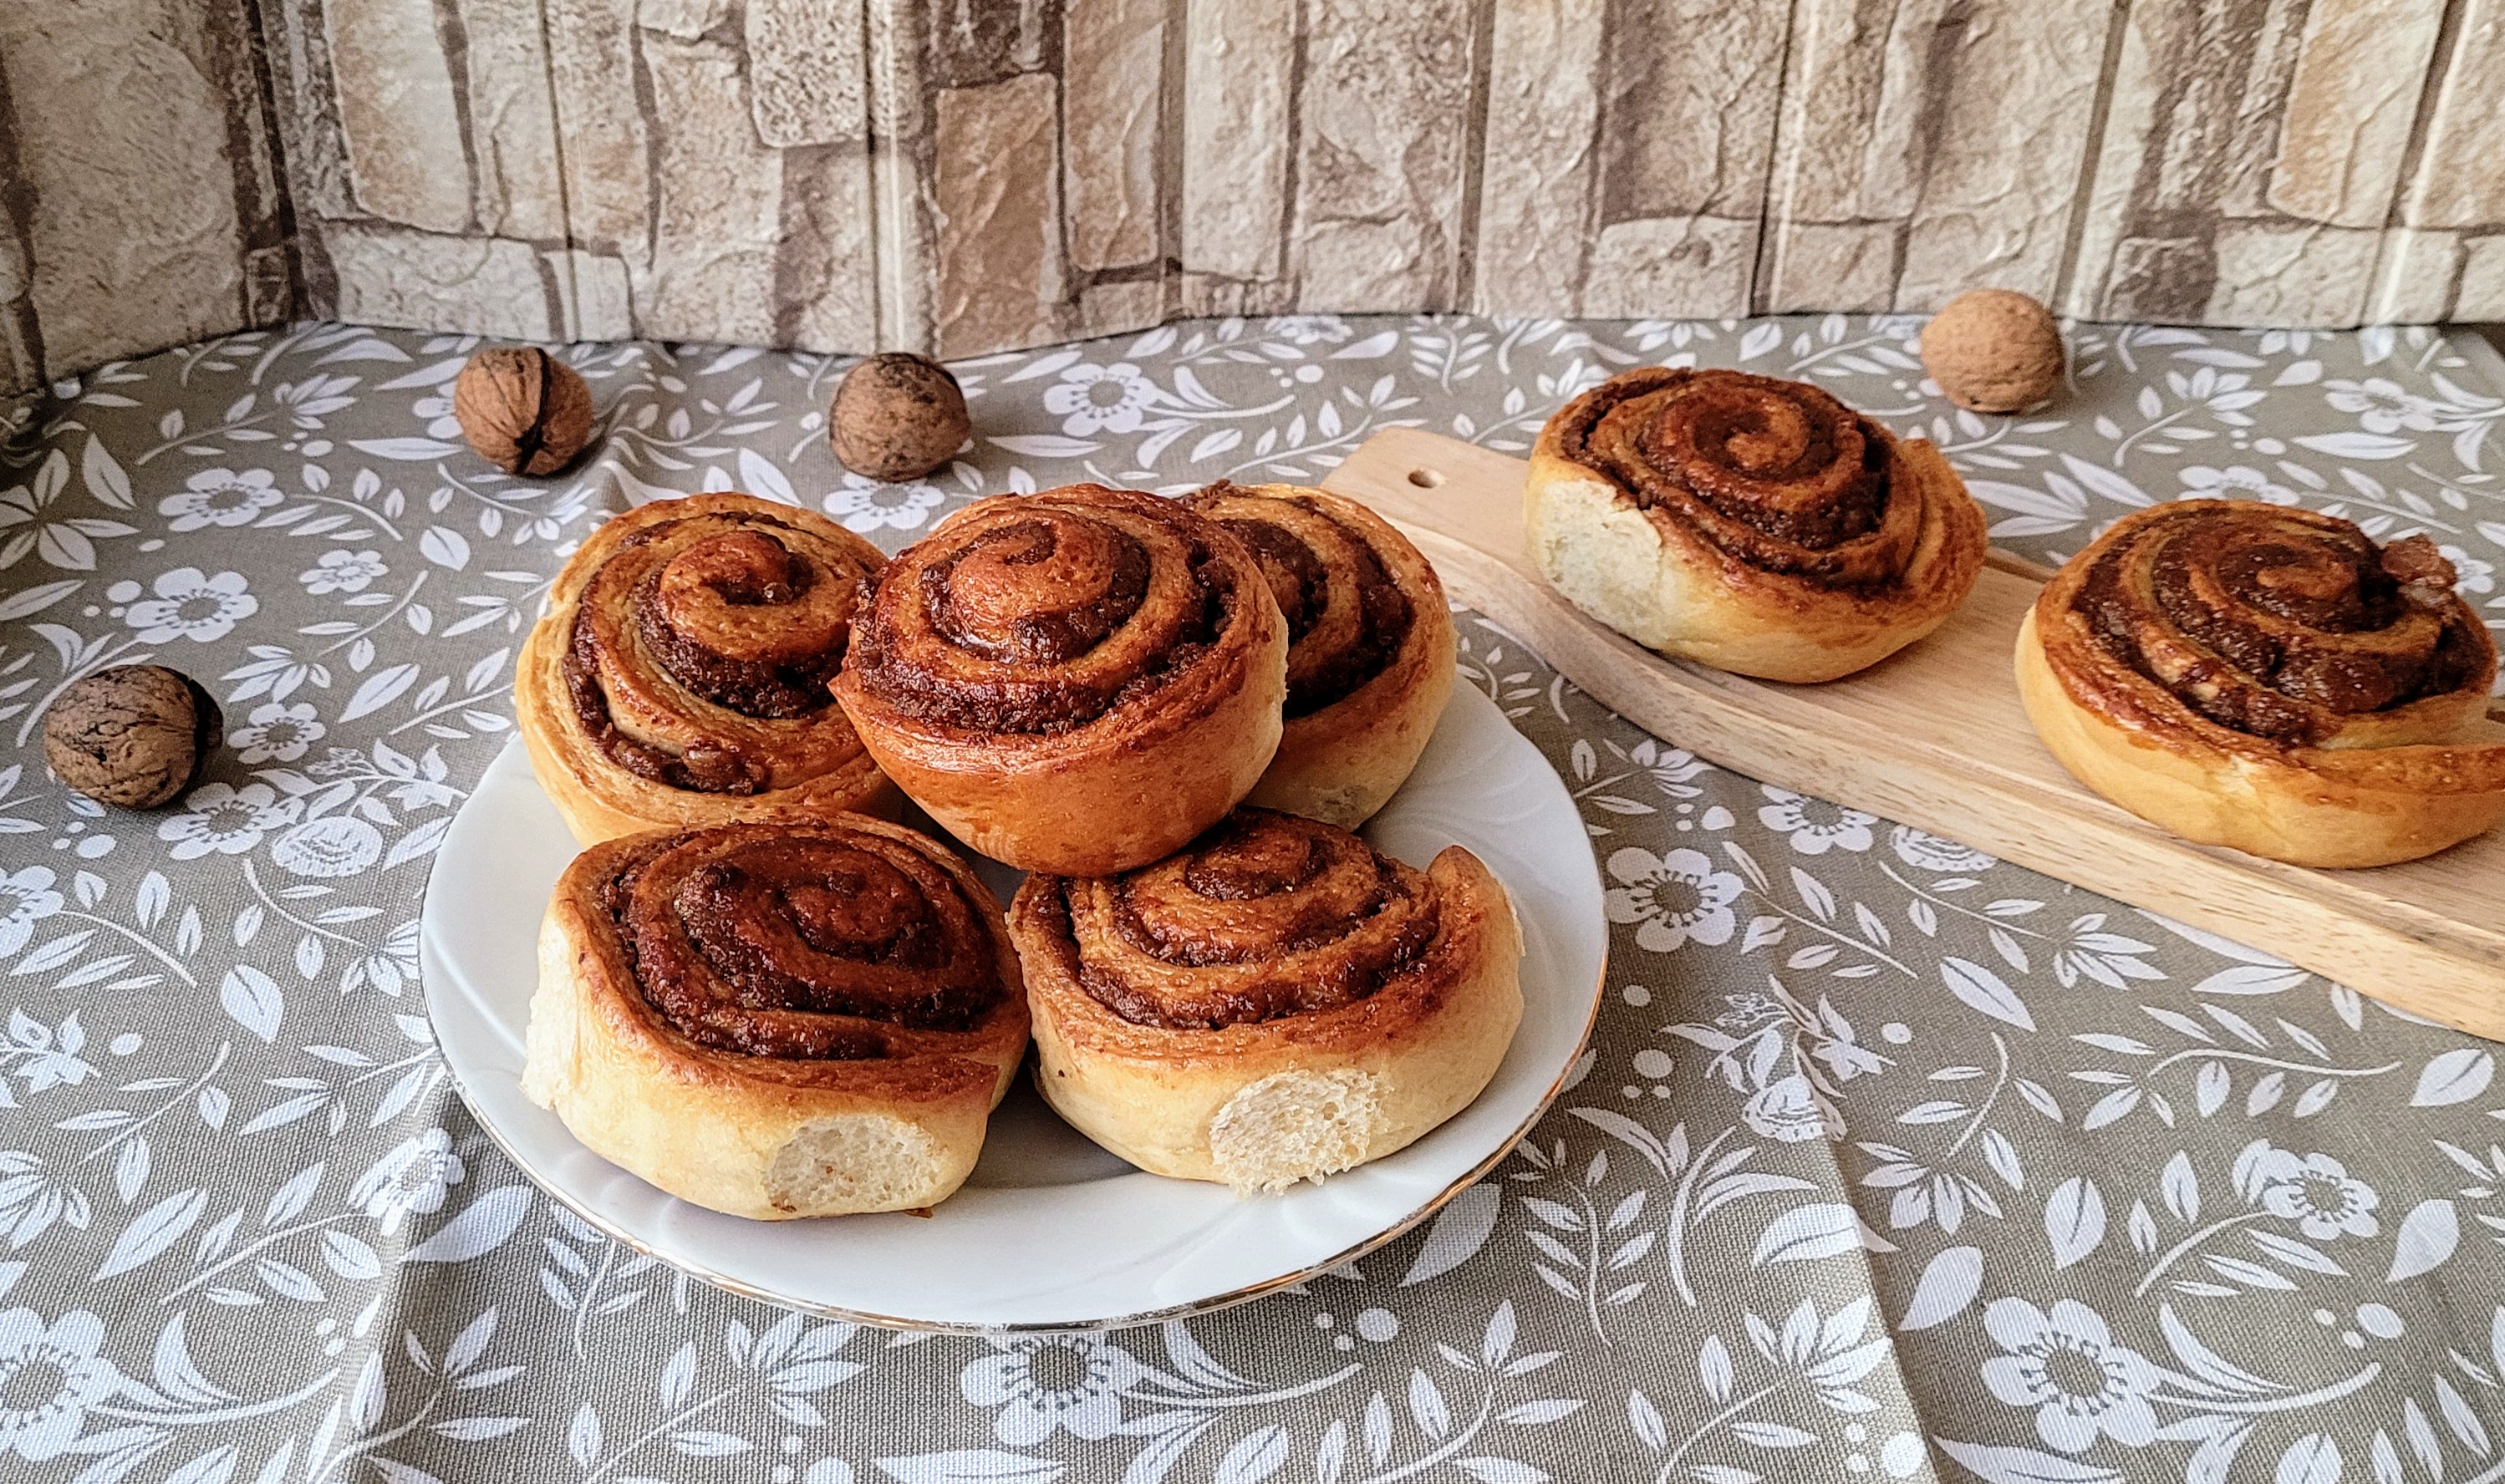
[517,493,891,843]
[523,815,1029,1218]
[1182,483,1456,828]
[834,485,1288,875]
[2019,500,2505,867]
[1009,809,1523,1191]
[603,823,1010,1059]
[1031,809,1441,1029]
[1528,368,1984,681]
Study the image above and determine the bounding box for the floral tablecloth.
[1,313,2501,1484]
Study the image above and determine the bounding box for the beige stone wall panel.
[1893,0,2114,311]
[0,2,256,374]
[1291,0,1481,310]
[1065,0,1166,273]
[545,0,653,259]
[322,222,557,338]
[1180,0,1295,284]
[2401,0,2505,230]
[641,31,785,346]
[749,0,871,147]
[1582,216,1756,320]
[933,73,1067,358]
[1473,0,1605,317]
[2266,0,2444,229]
[324,0,471,233]
[457,0,567,241]
[2205,222,2380,326]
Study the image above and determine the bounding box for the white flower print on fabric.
[960,1333,1143,1445]
[0,1308,120,1462]
[5,1012,92,1093]
[157,466,279,531]
[228,701,324,763]
[823,475,944,533]
[2439,542,2494,595]
[1261,315,1352,346]
[1890,826,1995,873]
[123,567,257,643]
[0,868,64,957]
[2255,1150,2380,1239]
[301,548,388,595]
[1757,787,1876,854]
[1980,1298,2159,1454]
[1042,362,1160,436]
[271,815,384,877]
[0,1152,91,1248]
[2177,464,2297,505]
[1741,1071,1838,1144]
[350,1129,465,1234]
[155,782,297,860]
[1605,847,1742,952]
[2324,377,2441,434]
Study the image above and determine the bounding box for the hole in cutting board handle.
[1406,467,1447,489]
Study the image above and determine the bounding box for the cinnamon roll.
[521,815,1028,1217]
[2018,500,2505,867]
[1182,482,1454,828]
[516,493,893,844]
[832,484,1289,875]
[1526,368,1985,682]
[1007,808,1522,1192]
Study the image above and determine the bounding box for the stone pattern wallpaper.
[8,0,2505,398]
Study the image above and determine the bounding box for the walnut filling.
[1031,809,1441,1030]
[1186,483,1416,719]
[2073,505,2486,745]
[1556,367,1915,587]
[847,487,1247,734]
[601,824,1004,1060]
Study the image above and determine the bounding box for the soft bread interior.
[1208,1069,1384,1193]
[765,1115,948,1215]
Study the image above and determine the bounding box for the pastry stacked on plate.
[516,482,1522,1218]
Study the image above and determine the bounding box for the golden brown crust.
[520,813,1028,1217]
[1525,368,1985,682]
[1183,483,1456,827]
[2019,501,2505,867]
[1007,809,1523,1189]
[517,493,894,844]
[832,484,1288,875]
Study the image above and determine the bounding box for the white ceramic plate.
[421,682,1606,1330]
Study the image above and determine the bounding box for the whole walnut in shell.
[42,666,221,808]
[454,347,595,475]
[1920,289,2065,414]
[830,353,970,483]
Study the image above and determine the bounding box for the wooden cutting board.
[1321,427,2505,1044]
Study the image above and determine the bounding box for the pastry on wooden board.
[1008,807,1523,1193]
[1183,481,1455,829]
[1525,367,1986,682]
[515,493,894,844]
[522,814,1029,1217]
[832,483,1288,876]
[2016,499,2505,867]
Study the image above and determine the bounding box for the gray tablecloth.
[1,315,2500,1484]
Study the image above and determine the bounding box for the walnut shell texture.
[42,665,221,808]
[454,347,596,476]
[1919,289,2065,414]
[829,353,970,483]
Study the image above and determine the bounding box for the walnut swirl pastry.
[1182,482,1454,827]
[2017,500,2505,867]
[832,484,1289,875]
[1526,367,1985,681]
[516,493,893,844]
[1008,809,1522,1192]
[522,815,1028,1217]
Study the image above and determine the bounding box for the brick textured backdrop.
[7,0,2505,398]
